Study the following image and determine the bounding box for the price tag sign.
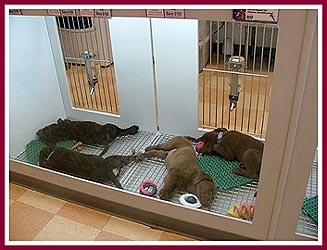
[233,9,279,23]
[47,9,60,16]
[60,9,76,16]
[80,9,95,17]
[146,9,165,18]
[9,9,22,15]
[95,9,111,18]
[164,9,185,19]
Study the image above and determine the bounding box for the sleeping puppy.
[37,118,139,156]
[137,136,217,208]
[197,128,264,179]
[39,146,136,189]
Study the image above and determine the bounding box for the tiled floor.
[9,183,196,242]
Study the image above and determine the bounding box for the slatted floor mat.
[302,195,318,224]
[14,130,318,239]
[197,155,257,190]
[25,139,74,165]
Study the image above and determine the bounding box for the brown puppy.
[197,128,264,179]
[137,136,217,208]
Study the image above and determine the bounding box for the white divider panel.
[108,17,157,131]
[9,16,66,157]
[151,18,202,138]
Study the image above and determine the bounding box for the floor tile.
[159,231,196,241]
[95,230,131,241]
[57,202,111,230]
[17,190,65,214]
[9,199,15,206]
[9,183,27,200]
[103,216,163,241]
[33,215,100,241]
[9,201,54,241]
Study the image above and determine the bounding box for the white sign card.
[164,9,185,18]
[60,9,76,16]
[146,9,165,18]
[47,9,60,16]
[94,9,111,18]
[80,9,95,17]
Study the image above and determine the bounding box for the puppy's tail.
[99,144,110,157]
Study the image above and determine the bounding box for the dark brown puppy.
[39,146,136,189]
[197,128,264,179]
[37,118,139,156]
[137,136,217,208]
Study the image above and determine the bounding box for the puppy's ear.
[193,172,213,185]
[214,128,228,133]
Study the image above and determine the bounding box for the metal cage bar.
[56,15,119,114]
[199,21,278,139]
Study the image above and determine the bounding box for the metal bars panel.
[199,21,278,139]
[56,16,119,114]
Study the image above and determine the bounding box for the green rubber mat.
[25,139,74,166]
[197,155,258,190]
[302,195,318,223]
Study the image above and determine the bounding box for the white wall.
[9,16,65,157]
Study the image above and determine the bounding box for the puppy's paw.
[232,167,242,175]
[129,125,139,134]
[136,153,145,161]
[158,189,171,200]
[145,145,156,152]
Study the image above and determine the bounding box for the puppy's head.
[196,128,228,154]
[193,172,217,208]
[38,146,57,166]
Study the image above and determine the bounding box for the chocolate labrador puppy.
[137,136,217,208]
[197,128,264,179]
[39,146,136,189]
[37,118,139,156]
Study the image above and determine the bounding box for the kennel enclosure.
[8,9,319,241]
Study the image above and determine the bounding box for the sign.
[47,9,60,16]
[233,9,279,23]
[60,9,76,16]
[146,9,165,18]
[9,9,21,15]
[94,9,111,18]
[164,9,185,19]
[80,9,95,17]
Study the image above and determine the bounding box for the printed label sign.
[164,9,185,19]
[146,9,165,18]
[95,9,111,18]
[60,9,76,16]
[47,9,60,16]
[80,9,95,17]
[233,9,279,23]
[9,9,22,15]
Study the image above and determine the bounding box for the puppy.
[197,128,264,179]
[39,146,136,189]
[36,118,139,156]
[137,136,217,208]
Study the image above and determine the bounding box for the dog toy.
[139,180,157,197]
[196,141,204,152]
[179,193,202,208]
[69,141,84,151]
[227,203,255,220]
